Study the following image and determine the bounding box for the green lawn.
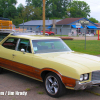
[64,40,100,55]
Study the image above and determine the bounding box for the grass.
[64,40,100,55]
[25,88,31,91]
[55,34,68,36]
[85,90,100,96]
[37,91,44,94]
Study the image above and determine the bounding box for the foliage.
[0,0,17,18]
[45,0,69,19]
[29,0,69,19]
[12,16,24,27]
[17,3,24,16]
[22,5,34,21]
[3,5,17,19]
[0,0,99,27]
[0,0,17,12]
[31,0,42,8]
[32,7,42,20]
[67,1,90,18]
[88,17,99,23]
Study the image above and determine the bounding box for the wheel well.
[41,71,58,81]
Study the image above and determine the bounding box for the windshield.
[32,39,71,54]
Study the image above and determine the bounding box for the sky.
[16,0,100,22]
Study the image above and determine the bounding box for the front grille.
[92,71,100,81]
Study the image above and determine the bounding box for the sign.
[79,21,89,25]
[76,23,81,28]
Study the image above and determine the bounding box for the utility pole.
[79,21,89,50]
[43,0,45,35]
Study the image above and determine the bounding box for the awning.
[36,26,40,28]
[87,26,97,29]
[47,26,52,29]
[71,25,83,28]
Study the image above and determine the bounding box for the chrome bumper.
[74,80,100,90]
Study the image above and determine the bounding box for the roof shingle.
[56,18,83,25]
[95,23,100,27]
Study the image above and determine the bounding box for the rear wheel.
[44,72,66,98]
[0,67,3,74]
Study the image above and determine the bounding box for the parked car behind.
[41,30,55,35]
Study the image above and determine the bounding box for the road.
[0,36,100,100]
[0,70,100,100]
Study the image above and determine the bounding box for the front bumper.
[74,80,100,90]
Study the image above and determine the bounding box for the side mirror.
[21,48,25,54]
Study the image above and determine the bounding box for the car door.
[12,39,34,77]
[0,37,19,69]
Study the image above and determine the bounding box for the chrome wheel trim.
[45,75,59,95]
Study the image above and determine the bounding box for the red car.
[41,30,55,35]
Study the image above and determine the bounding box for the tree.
[0,0,17,17]
[17,3,24,17]
[12,16,24,27]
[31,0,42,8]
[88,17,99,23]
[67,1,90,18]
[26,0,69,19]
[22,5,34,21]
[0,7,3,17]
[3,5,17,19]
[45,0,69,19]
[0,0,17,11]
[32,7,42,20]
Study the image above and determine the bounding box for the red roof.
[56,18,83,25]
[95,23,100,27]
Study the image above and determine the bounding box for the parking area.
[0,70,100,100]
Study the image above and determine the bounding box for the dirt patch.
[71,36,98,40]
[59,37,73,40]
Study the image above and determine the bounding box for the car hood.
[36,51,100,74]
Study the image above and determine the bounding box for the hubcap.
[45,76,59,95]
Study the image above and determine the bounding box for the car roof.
[9,33,59,40]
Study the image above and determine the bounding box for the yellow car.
[0,33,100,97]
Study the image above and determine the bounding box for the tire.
[44,72,66,98]
[0,67,3,74]
[50,33,54,35]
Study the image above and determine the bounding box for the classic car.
[41,30,55,35]
[0,33,100,97]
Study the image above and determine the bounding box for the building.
[19,19,61,32]
[56,18,98,35]
[95,23,100,35]
[19,18,98,35]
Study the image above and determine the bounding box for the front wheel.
[50,33,54,35]
[44,72,66,98]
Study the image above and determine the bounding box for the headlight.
[80,73,89,81]
[84,74,89,80]
[80,75,84,81]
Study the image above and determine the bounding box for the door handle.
[12,54,16,56]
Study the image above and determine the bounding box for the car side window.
[17,39,31,53]
[2,38,18,50]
